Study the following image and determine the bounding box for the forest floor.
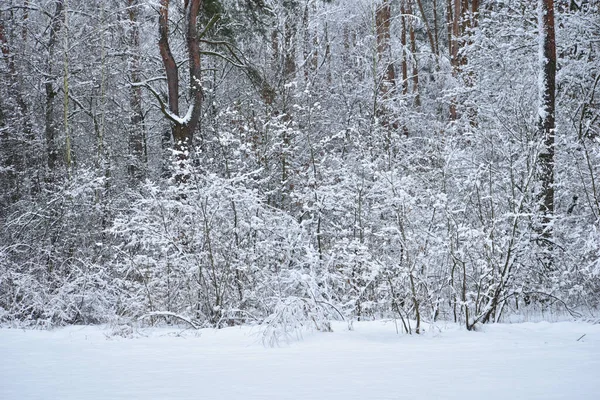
[1,319,599,400]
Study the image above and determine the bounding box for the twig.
[138,311,199,330]
[131,82,180,125]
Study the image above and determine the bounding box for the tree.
[537,0,556,249]
[140,0,204,182]
[126,0,147,181]
[0,9,32,199]
[376,0,395,96]
[448,0,479,123]
[375,0,397,129]
[1,0,597,330]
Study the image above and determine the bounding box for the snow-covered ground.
[1,320,599,400]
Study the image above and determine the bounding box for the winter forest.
[0,0,599,336]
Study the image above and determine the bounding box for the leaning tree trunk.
[415,0,437,56]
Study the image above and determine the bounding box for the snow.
[171,103,195,126]
[1,320,599,400]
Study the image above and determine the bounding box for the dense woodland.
[0,0,598,335]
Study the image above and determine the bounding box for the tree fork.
[157,0,204,182]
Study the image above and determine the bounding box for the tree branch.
[131,82,180,125]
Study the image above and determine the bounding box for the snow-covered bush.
[0,171,114,326]
[109,172,340,329]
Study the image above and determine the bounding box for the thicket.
[0,0,598,335]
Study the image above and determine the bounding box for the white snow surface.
[1,320,599,400]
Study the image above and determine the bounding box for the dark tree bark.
[400,1,409,95]
[451,0,461,73]
[185,0,203,137]
[376,0,396,95]
[415,0,437,56]
[157,0,204,182]
[538,0,556,242]
[408,0,421,107]
[447,0,457,120]
[302,3,310,81]
[302,2,318,82]
[471,0,479,28]
[44,0,64,176]
[0,13,32,198]
[158,0,179,116]
[432,0,440,56]
[127,0,147,181]
[283,13,297,80]
[375,0,398,132]
[448,0,479,123]
[0,16,30,137]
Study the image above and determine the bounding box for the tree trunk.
[63,0,72,174]
[448,0,479,123]
[0,17,31,140]
[185,0,203,137]
[158,0,179,117]
[127,0,146,181]
[1,8,33,196]
[471,0,479,29]
[157,0,204,182]
[376,0,396,96]
[400,1,409,95]
[415,0,436,56]
[537,0,556,247]
[302,3,317,82]
[283,13,297,80]
[409,0,421,107]
[447,0,458,120]
[433,0,440,56]
[44,0,64,176]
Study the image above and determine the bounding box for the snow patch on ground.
[1,320,599,400]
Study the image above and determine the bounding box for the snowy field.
[1,320,599,400]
